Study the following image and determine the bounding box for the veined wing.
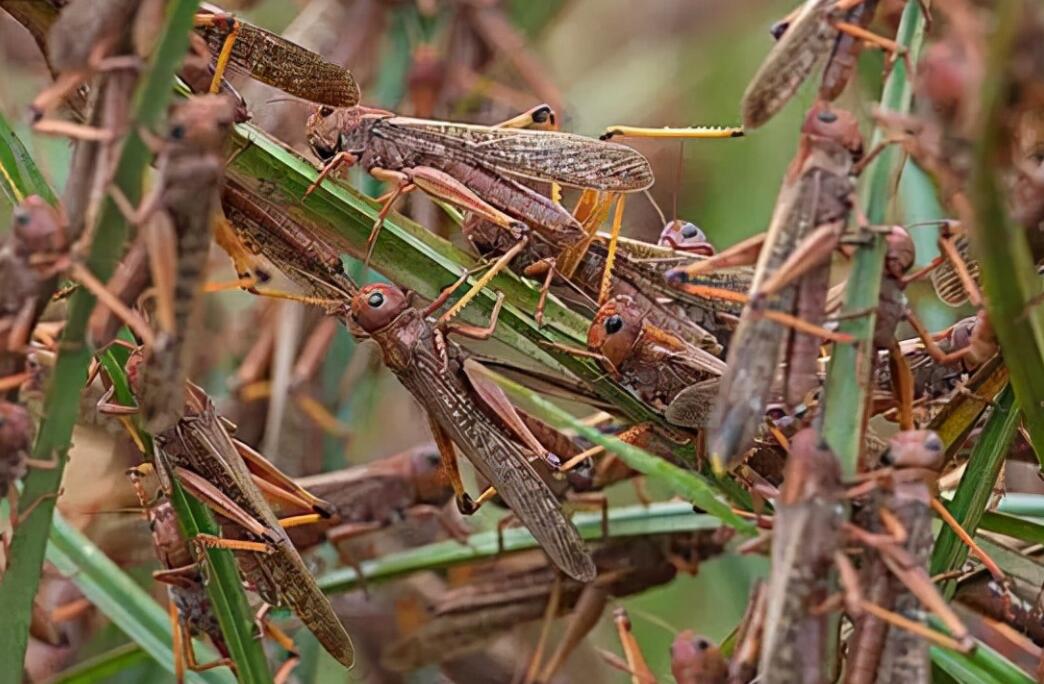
[382,118,654,191]
[196,13,360,107]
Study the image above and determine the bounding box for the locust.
[127,464,306,682]
[585,295,727,430]
[741,0,901,129]
[464,209,750,352]
[759,427,844,684]
[380,531,729,677]
[305,104,654,261]
[110,369,357,668]
[0,399,52,567]
[0,196,67,391]
[126,465,235,680]
[846,430,976,683]
[290,444,460,553]
[348,281,596,581]
[219,179,358,303]
[108,95,237,434]
[676,105,864,470]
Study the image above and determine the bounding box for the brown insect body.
[194,4,359,108]
[847,430,946,684]
[221,180,357,302]
[1,197,67,386]
[588,296,727,429]
[710,107,862,467]
[139,95,237,434]
[464,219,744,353]
[759,428,844,684]
[381,532,727,672]
[154,384,354,668]
[819,0,882,100]
[741,0,838,129]
[0,401,33,499]
[290,445,454,550]
[306,107,653,245]
[129,471,230,661]
[350,284,595,582]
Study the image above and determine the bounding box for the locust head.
[11,195,66,268]
[659,220,715,256]
[167,94,237,153]
[881,430,945,471]
[671,631,727,684]
[587,296,644,372]
[409,445,455,506]
[306,105,386,163]
[351,283,409,333]
[801,105,864,160]
[884,226,916,279]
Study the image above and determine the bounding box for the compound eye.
[319,105,334,117]
[604,314,624,334]
[681,223,700,238]
[817,110,838,123]
[169,124,186,140]
[367,291,385,308]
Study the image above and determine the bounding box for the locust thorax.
[779,428,842,506]
[659,220,716,256]
[408,445,454,506]
[351,284,410,333]
[587,296,644,371]
[166,94,237,154]
[884,226,916,278]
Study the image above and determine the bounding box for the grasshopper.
[585,295,727,430]
[677,105,864,470]
[759,427,844,684]
[125,376,356,668]
[846,430,975,684]
[290,444,460,553]
[741,0,901,129]
[348,281,596,581]
[305,104,654,261]
[381,531,729,677]
[107,95,237,433]
[126,465,235,679]
[0,196,67,391]
[220,180,358,303]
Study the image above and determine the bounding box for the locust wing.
[384,118,654,191]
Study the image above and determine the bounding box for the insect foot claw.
[456,493,478,516]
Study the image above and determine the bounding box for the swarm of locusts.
[1,0,1043,681]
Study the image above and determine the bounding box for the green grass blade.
[45,513,233,684]
[820,1,929,476]
[47,644,149,684]
[319,501,720,594]
[0,0,204,671]
[932,638,1035,684]
[931,386,1018,587]
[979,512,1044,545]
[0,112,57,206]
[967,0,1044,469]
